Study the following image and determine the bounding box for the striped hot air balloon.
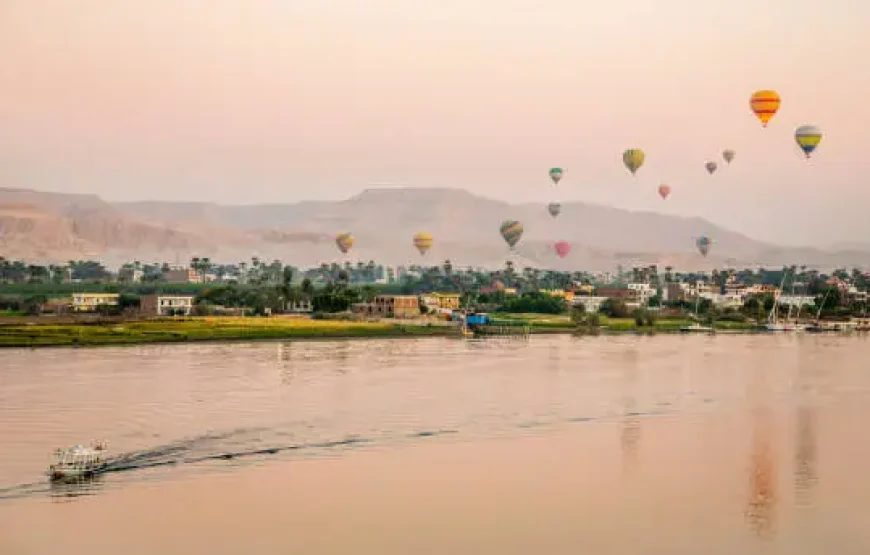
[622,149,645,175]
[335,232,354,254]
[499,220,524,249]
[795,125,822,158]
[750,90,781,127]
[413,232,433,255]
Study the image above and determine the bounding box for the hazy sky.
[1,0,869,247]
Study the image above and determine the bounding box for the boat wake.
[0,427,458,502]
[0,402,687,502]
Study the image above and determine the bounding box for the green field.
[0,316,456,348]
[0,312,761,348]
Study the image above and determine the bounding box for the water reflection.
[794,405,817,503]
[332,340,352,373]
[620,345,641,474]
[794,345,818,505]
[547,342,561,372]
[277,342,294,385]
[745,365,778,539]
[49,474,106,501]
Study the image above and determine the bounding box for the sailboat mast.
[786,273,796,322]
[769,269,789,324]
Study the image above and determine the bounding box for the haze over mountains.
[0,186,867,271]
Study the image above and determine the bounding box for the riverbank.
[0,316,457,348]
[0,313,763,348]
[498,313,758,332]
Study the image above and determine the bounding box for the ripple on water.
[1,334,867,506]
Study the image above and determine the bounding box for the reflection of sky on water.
[620,345,641,474]
[794,342,819,507]
[745,355,778,540]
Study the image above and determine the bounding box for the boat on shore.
[680,323,714,333]
[681,292,713,333]
[47,442,109,481]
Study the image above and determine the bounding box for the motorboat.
[47,441,109,481]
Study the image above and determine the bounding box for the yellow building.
[574,284,595,296]
[71,293,120,312]
[432,293,461,310]
[540,289,575,303]
[352,295,420,319]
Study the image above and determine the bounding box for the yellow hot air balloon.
[622,149,645,175]
[413,232,433,255]
[335,232,354,254]
[795,125,822,158]
[750,90,781,127]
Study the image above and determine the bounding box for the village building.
[71,293,120,312]
[352,295,419,319]
[140,294,196,316]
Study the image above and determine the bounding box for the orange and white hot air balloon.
[658,184,671,199]
[750,90,781,128]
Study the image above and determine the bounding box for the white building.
[687,280,715,298]
[71,293,120,312]
[572,296,608,313]
[627,283,656,305]
[140,294,195,316]
[286,299,313,313]
[700,292,744,309]
[777,295,816,308]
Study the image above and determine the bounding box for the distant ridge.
[1,186,867,271]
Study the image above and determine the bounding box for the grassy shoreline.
[0,314,761,348]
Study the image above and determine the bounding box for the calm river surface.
[2,334,870,554]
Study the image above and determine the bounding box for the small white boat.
[47,442,108,481]
[680,323,714,333]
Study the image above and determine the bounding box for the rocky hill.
[1,186,867,271]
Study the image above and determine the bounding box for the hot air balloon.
[413,232,433,255]
[335,232,354,254]
[696,236,711,257]
[499,220,524,249]
[794,125,822,158]
[723,149,735,164]
[548,202,561,218]
[750,90,781,127]
[658,184,671,199]
[549,167,564,185]
[622,149,645,175]
[554,241,570,259]
[705,161,717,175]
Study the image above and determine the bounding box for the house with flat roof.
[140,294,196,316]
[71,293,120,312]
[352,295,419,319]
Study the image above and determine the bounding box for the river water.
[1,334,869,553]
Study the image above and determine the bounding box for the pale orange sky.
[1,0,868,247]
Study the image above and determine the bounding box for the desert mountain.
[1,186,867,271]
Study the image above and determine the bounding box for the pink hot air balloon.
[658,184,671,199]
[554,241,571,259]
